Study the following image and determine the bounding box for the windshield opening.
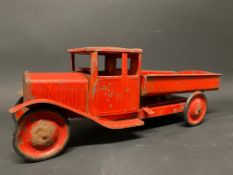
[71,53,90,74]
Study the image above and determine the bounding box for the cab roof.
[67,47,143,54]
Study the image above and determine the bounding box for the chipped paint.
[10,46,222,162]
[141,71,221,96]
[10,47,221,130]
[92,79,97,96]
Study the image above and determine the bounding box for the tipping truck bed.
[141,70,221,96]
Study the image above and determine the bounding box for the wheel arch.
[9,98,140,129]
[9,99,88,120]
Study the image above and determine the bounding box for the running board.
[97,118,144,129]
[142,102,185,118]
[142,107,155,115]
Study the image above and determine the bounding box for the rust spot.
[107,91,113,98]
[99,85,107,91]
[125,88,130,93]
[92,80,97,96]
[31,120,57,149]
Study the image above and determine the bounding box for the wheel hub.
[189,99,204,119]
[193,102,202,116]
[31,120,58,149]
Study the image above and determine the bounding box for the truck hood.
[24,72,88,84]
[23,72,88,112]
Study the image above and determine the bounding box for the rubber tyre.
[13,108,70,162]
[184,91,207,127]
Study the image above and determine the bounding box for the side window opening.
[98,54,122,76]
[97,55,105,75]
[75,54,90,74]
[128,54,139,75]
[116,58,122,75]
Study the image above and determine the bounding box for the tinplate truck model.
[9,47,221,161]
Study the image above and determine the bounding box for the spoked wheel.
[184,91,207,126]
[13,108,70,162]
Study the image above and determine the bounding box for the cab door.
[94,54,124,116]
[89,52,141,116]
[96,76,123,115]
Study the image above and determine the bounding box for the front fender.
[9,98,91,119]
[9,98,140,129]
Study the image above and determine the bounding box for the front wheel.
[184,91,207,126]
[13,108,70,162]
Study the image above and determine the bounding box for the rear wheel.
[184,91,207,126]
[13,108,70,162]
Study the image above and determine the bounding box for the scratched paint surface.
[96,77,123,114]
[10,47,221,129]
[141,70,221,96]
[24,72,88,112]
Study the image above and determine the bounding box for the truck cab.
[68,47,143,116]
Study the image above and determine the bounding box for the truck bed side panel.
[141,71,221,96]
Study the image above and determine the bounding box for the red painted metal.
[184,91,207,126]
[23,72,88,112]
[11,97,27,122]
[141,102,186,118]
[9,98,143,129]
[68,47,143,54]
[187,98,206,124]
[9,46,222,160]
[141,70,221,96]
[9,46,221,127]
[13,109,70,161]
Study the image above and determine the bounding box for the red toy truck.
[9,47,221,161]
